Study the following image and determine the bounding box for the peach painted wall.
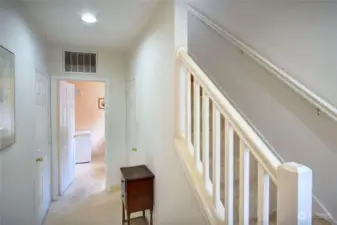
[70,81,105,157]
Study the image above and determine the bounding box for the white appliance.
[74,130,92,163]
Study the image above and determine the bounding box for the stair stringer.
[174,137,222,225]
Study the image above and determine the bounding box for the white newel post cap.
[277,162,312,225]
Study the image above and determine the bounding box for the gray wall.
[188,3,337,221]
[189,0,337,108]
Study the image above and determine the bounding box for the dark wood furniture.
[120,165,154,225]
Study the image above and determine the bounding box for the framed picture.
[0,46,15,150]
[98,98,105,109]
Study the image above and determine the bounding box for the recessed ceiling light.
[81,13,97,24]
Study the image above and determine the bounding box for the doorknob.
[36,157,44,162]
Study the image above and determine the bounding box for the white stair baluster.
[202,93,211,193]
[186,72,192,152]
[224,120,234,225]
[239,140,250,225]
[212,105,222,218]
[258,164,270,225]
[177,64,186,138]
[194,81,201,171]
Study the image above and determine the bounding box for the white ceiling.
[20,0,161,50]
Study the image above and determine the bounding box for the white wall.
[69,81,106,158]
[189,0,337,108]
[128,1,207,224]
[0,0,49,224]
[187,2,337,221]
[48,44,127,189]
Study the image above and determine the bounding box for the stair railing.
[175,48,313,225]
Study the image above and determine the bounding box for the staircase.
[174,49,331,225]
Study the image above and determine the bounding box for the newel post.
[277,162,312,225]
[175,61,187,138]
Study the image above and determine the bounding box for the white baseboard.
[314,212,337,225]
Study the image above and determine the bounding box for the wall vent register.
[64,51,97,73]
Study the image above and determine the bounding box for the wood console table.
[120,165,154,225]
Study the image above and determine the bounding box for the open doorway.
[57,80,106,197]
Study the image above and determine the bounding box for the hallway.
[43,158,147,225]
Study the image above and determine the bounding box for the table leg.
[150,210,153,225]
[122,203,125,224]
[143,210,145,217]
[127,213,131,225]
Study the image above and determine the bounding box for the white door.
[35,70,52,225]
[59,81,76,195]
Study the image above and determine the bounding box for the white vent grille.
[64,51,97,73]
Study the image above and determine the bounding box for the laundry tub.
[74,130,92,163]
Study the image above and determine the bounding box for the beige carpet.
[44,157,330,225]
[43,157,146,225]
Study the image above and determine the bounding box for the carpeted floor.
[43,157,146,225]
[43,157,330,225]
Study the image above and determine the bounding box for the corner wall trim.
[188,5,337,124]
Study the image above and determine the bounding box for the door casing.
[50,75,110,200]
[35,69,52,225]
